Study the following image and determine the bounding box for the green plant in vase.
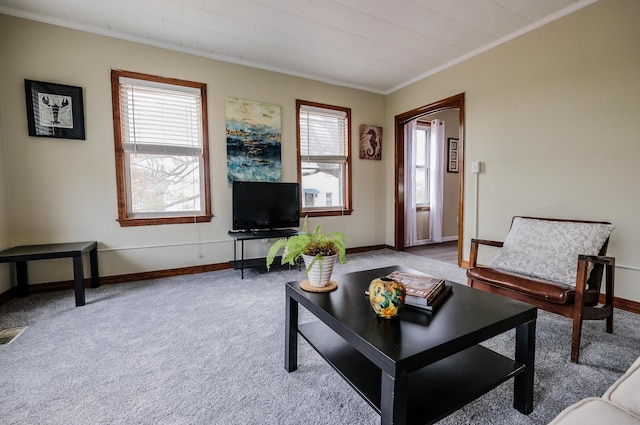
[266,217,346,287]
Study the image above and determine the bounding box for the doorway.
[394,93,465,266]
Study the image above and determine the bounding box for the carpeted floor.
[0,248,638,425]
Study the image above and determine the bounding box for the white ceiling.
[0,0,597,94]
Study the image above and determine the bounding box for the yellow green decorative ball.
[368,277,406,319]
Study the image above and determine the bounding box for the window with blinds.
[296,100,352,216]
[111,70,211,226]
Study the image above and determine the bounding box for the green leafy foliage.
[265,217,347,272]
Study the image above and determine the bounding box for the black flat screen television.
[232,181,301,231]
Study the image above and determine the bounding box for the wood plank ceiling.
[0,0,596,94]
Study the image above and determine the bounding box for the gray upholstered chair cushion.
[488,217,613,286]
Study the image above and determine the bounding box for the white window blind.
[119,78,202,155]
[299,105,347,160]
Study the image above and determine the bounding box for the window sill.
[117,215,213,227]
[302,209,353,218]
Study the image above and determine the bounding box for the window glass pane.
[414,126,431,206]
[415,168,427,205]
[128,153,202,214]
[416,130,426,166]
[301,161,344,209]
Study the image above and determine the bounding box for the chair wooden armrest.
[469,238,504,268]
[575,255,615,297]
[576,255,615,307]
[578,255,615,267]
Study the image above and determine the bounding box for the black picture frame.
[447,137,459,173]
[24,79,85,140]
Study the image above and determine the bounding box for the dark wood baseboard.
[0,262,233,303]
[609,296,640,314]
[15,262,234,297]
[346,244,387,254]
[1,245,638,315]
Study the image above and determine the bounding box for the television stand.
[228,229,299,279]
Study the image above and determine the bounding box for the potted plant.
[266,217,347,288]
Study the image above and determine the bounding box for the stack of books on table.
[386,271,452,312]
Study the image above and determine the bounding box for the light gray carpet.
[0,249,638,425]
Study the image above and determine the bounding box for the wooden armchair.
[466,216,615,363]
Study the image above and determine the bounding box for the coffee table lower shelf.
[299,321,526,425]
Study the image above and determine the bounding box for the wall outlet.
[472,161,481,173]
[261,238,268,243]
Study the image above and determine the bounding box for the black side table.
[0,241,99,306]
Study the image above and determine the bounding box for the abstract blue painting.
[226,97,282,185]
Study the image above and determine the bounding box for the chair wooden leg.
[605,262,615,334]
[570,308,584,364]
[605,298,614,334]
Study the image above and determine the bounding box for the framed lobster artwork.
[24,79,85,140]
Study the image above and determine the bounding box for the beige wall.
[387,0,640,302]
[0,14,386,291]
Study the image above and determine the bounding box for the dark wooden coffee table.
[285,265,537,425]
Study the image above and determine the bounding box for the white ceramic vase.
[303,254,338,287]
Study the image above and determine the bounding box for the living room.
[0,0,638,307]
[0,0,638,423]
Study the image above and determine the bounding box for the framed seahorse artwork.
[24,79,85,140]
[359,124,382,160]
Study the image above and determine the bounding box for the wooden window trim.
[296,99,353,217]
[110,70,212,227]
